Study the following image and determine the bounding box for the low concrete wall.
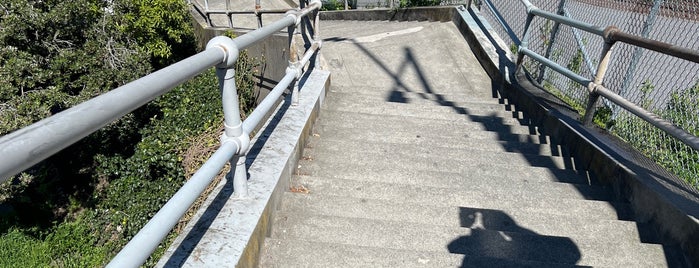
[156,70,330,267]
[457,4,699,266]
[320,5,456,21]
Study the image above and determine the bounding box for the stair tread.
[298,155,592,185]
[308,131,568,156]
[290,175,633,220]
[319,106,532,130]
[295,165,592,185]
[280,192,658,243]
[292,170,611,201]
[316,110,542,136]
[270,213,669,267]
[324,91,528,119]
[304,136,576,170]
[261,237,582,268]
[301,140,577,171]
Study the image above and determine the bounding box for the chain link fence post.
[614,0,664,120]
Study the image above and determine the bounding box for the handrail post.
[255,0,263,28]
[288,24,302,106]
[208,36,250,198]
[313,7,322,69]
[515,13,535,73]
[582,32,615,126]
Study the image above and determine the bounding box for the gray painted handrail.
[0,0,321,266]
[107,1,322,266]
[0,49,224,182]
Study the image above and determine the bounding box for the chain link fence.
[476,0,699,188]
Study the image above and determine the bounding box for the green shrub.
[603,81,699,188]
[0,0,263,266]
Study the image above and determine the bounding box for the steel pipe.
[520,48,592,87]
[594,85,699,151]
[106,141,239,267]
[529,8,605,36]
[242,72,296,134]
[604,27,699,64]
[0,49,225,182]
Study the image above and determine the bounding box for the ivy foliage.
[115,0,197,66]
[0,0,261,266]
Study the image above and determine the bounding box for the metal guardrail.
[189,0,291,28]
[0,0,322,266]
[512,0,699,152]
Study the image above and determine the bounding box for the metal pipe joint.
[221,123,250,156]
[602,26,621,44]
[285,10,302,26]
[519,0,537,13]
[206,36,240,68]
[286,63,302,79]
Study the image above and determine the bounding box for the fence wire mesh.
[476,0,699,188]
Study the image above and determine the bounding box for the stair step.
[327,85,507,103]
[293,169,611,200]
[316,110,542,136]
[310,127,568,156]
[290,175,632,221]
[270,213,669,267]
[260,238,580,268]
[302,139,578,171]
[313,117,555,144]
[324,91,528,120]
[280,192,658,244]
[310,124,567,155]
[298,155,592,185]
[320,99,530,125]
[296,163,591,185]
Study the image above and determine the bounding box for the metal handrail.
[108,2,322,266]
[190,0,292,28]
[0,0,322,266]
[513,0,699,151]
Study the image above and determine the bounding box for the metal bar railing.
[0,49,224,182]
[190,0,293,28]
[604,27,699,64]
[108,1,322,266]
[106,142,239,267]
[0,0,322,267]
[513,0,699,151]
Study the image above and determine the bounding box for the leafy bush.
[0,0,262,266]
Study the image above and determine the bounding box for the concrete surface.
[258,11,687,267]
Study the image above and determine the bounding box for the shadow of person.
[447,207,582,267]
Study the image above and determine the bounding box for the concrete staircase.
[258,19,682,267]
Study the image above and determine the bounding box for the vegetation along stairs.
[257,17,687,267]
